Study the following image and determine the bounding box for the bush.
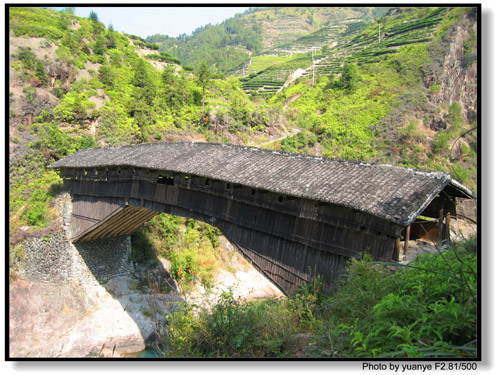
[323,242,477,358]
[35,60,49,86]
[130,229,157,265]
[166,290,299,358]
[17,47,36,69]
[25,200,48,226]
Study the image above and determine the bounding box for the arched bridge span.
[49,142,474,294]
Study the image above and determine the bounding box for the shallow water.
[126,346,164,358]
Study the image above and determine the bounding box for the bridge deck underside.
[64,173,401,294]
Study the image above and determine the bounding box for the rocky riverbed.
[9,234,283,358]
[9,194,283,358]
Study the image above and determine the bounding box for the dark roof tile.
[49,142,474,226]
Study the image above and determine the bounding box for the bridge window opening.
[205,178,210,186]
[185,175,190,182]
[278,195,284,203]
[157,175,174,185]
[84,170,88,176]
[251,189,256,196]
[226,183,231,190]
[118,169,121,175]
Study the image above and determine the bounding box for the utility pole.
[312,48,315,86]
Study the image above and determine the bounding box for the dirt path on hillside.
[259,126,302,147]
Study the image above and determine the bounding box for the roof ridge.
[60,141,450,177]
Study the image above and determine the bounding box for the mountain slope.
[272,7,477,191]
[8,7,282,243]
[149,7,388,74]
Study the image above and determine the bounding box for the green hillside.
[269,7,477,192]
[148,7,388,74]
[8,7,280,240]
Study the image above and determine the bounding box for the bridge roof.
[49,142,474,226]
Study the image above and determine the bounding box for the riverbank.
[9,194,283,358]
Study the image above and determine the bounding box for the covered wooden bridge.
[49,142,474,294]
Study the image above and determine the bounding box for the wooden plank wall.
[63,167,402,294]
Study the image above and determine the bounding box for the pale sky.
[51,6,250,39]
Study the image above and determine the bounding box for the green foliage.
[145,52,180,65]
[10,7,65,39]
[23,86,37,103]
[167,219,221,288]
[247,54,302,73]
[166,290,299,358]
[34,60,49,86]
[164,236,476,358]
[323,242,477,358]
[25,189,50,226]
[451,164,470,184]
[61,7,75,15]
[137,214,221,289]
[445,102,465,131]
[430,84,440,94]
[130,229,158,265]
[76,134,97,149]
[197,61,211,111]
[337,63,361,92]
[280,131,317,153]
[17,46,36,69]
[93,35,106,56]
[157,15,263,74]
[89,11,98,23]
[19,170,62,228]
[53,91,96,124]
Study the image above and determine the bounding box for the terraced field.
[339,7,447,65]
[300,7,447,79]
[240,55,312,97]
[237,7,448,97]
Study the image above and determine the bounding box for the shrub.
[17,47,36,69]
[25,199,48,226]
[35,60,49,86]
[130,229,157,265]
[323,242,477,358]
[166,290,299,358]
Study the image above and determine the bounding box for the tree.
[197,61,211,112]
[89,11,99,22]
[321,44,329,56]
[18,47,36,69]
[35,60,49,87]
[61,7,75,15]
[89,10,104,36]
[106,25,117,49]
[338,63,361,92]
[93,35,106,55]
